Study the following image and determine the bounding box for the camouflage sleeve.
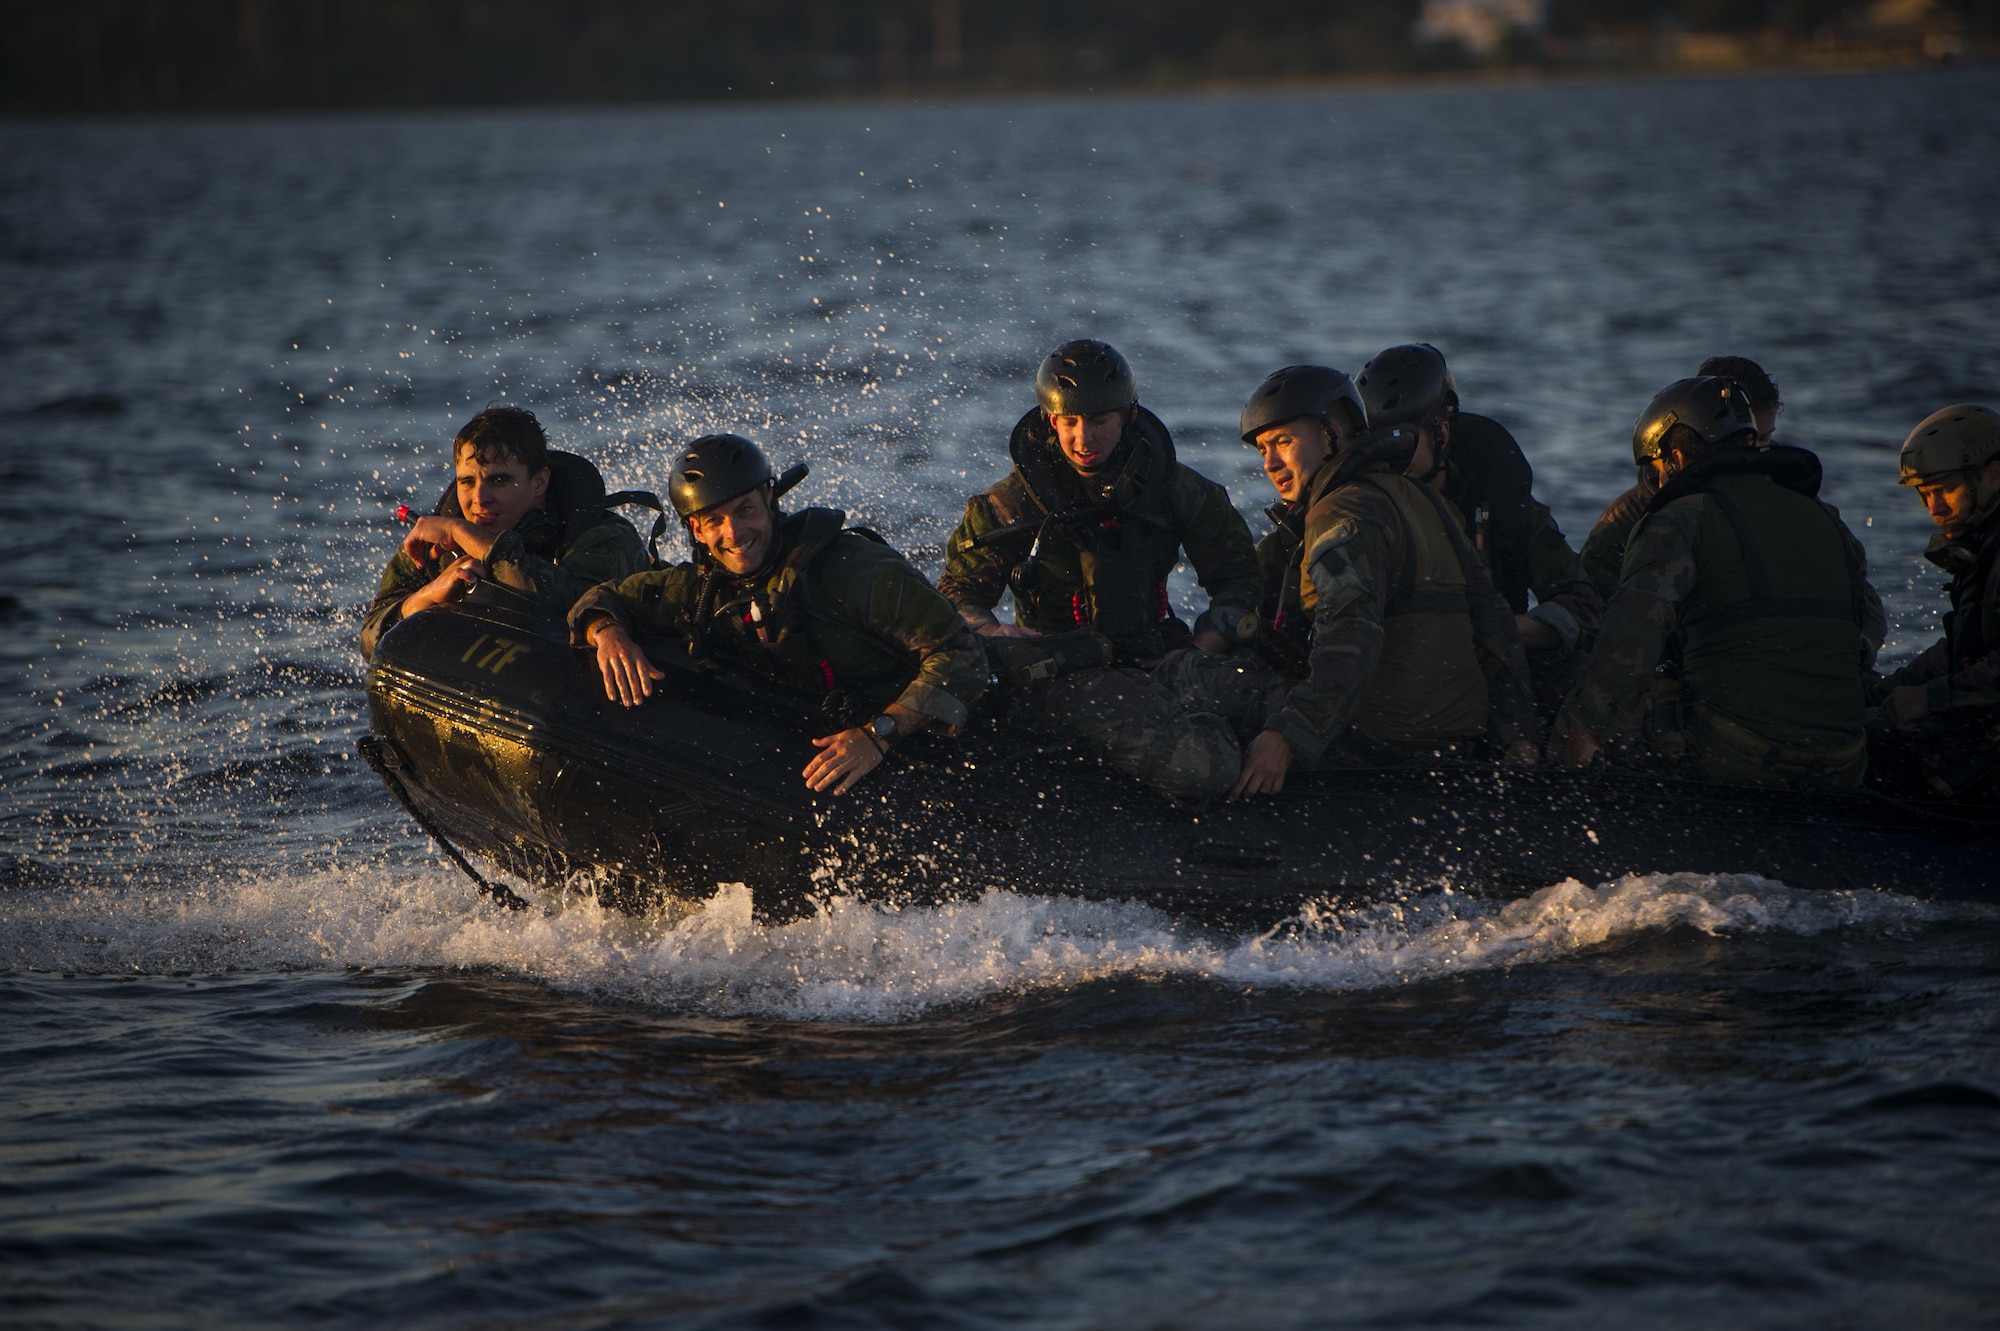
[484,517,649,615]
[1171,468,1265,645]
[1260,494,1397,763]
[1579,484,1650,602]
[936,490,1033,631]
[1881,637,1953,693]
[1522,500,1604,651]
[852,559,989,731]
[566,566,703,649]
[1560,503,1701,738]
[358,547,440,659]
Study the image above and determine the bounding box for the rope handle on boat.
[357,735,531,912]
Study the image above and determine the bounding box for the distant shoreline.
[0,51,1982,124]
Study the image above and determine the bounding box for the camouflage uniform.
[1560,446,1885,789]
[570,507,987,732]
[1579,473,1658,603]
[1868,499,2000,799]
[360,450,648,658]
[939,407,1262,800]
[1164,430,1540,768]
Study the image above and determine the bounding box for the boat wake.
[0,869,1928,1020]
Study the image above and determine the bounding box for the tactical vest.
[1440,413,1537,614]
[1002,407,1192,658]
[1927,504,2000,678]
[1302,473,1488,744]
[690,508,920,717]
[1669,467,1865,747]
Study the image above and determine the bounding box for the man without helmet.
[360,405,650,658]
[570,434,988,796]
[1555,377,1884,789]
[1580,356,1783,602]
[1163,364,1541,799]
[1356,343,1602,715]
[1868,404,2000,801]
[937,339,1263,800]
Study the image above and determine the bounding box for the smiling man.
[936,338,1262,800]
[358,406,649,657]
[570,433,987,796]
[1868,404,2000,800]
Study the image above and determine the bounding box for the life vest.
[690,507,923,717]
[1652,446,1866,748]
[1000,406,1191,658]
[1348,474,1488,743]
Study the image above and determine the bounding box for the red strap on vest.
[818,659,836,692]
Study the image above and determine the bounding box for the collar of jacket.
[1647,443,1824,515]
[1924,498,2000,580]
[432,449,614,553]
[1006,405,1177,518]
[716,505,847,586]
[1305,426,1420,507]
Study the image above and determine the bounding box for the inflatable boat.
[359,584,2000,930]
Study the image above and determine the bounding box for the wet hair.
[453,405,550,473]
[1697,357,1780,414]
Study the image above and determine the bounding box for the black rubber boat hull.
[361,592,2000,931]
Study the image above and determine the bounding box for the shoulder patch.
[1302,517,1362,571]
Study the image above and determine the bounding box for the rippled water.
[4,70,2000,1326]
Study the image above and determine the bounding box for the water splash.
[0,868,1929,1021]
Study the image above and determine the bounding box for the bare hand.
[1884,685,1930,730]
[1514,614,1561,652]
[976,621,1043,640]
[803,727,885,795]
[1501,738,1539,767]
[590,623,665,707]
[1191,629,1231,655]
[1560,723,1601,769]
[404,515,496,564]
[401,555,486,616]
[1227,729,1294,800]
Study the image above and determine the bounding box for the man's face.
[1249,417,1335,504]
[689,487,777,575]
[1913,461,2000,537]
[455,448,550,531]
[1049,409,1129,473]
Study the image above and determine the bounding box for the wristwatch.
[867,714,899,745]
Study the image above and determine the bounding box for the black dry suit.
[938,407,1262,662]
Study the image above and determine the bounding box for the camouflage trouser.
[1001,662,1239,801]
[1154,649,1482,770]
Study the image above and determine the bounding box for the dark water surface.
[3,71,2000,1327]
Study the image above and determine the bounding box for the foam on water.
[0,867,1930,1020]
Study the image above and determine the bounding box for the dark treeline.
[3,0,1989,113]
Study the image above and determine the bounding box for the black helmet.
[1035,339,1137,416]
[1631,377,1756,466]
[668,433,773,518]
[1239,364,1365,444]
[1899,404,2000,485]
[1357,344,1458,429]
